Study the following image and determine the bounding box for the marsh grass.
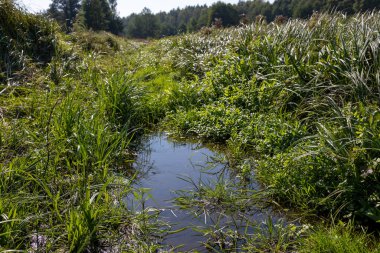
[172,157,300,252]
[157,12,380,230]
[138,11,380,252]
[0,10,168,250]
[174,173,308,252]
[299,221,380,253]
[2,4,380,251]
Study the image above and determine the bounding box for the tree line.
[122,0,380,38]
[46,0,380,37]
[46,0,122,34]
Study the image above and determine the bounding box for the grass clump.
[0,64,162,251]
[299,221,380,253]
[0,0,58,80]
[69,30,131,53]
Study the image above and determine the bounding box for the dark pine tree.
[82,0,112,31]
[47,0,81,31]
[208,2,239,27]
[107,0,123,34]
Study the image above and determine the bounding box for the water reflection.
[127,133,281,252]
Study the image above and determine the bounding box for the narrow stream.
[128,133,280,252]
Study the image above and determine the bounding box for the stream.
[128,133,281,252]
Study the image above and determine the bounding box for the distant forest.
[44,0,380,38]
[122,0,380,38]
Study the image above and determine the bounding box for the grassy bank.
[0,3,168,251]
[148,12,380,251]
[1,3,380,252]
[160,12,380,227]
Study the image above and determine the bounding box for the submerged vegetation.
[1,1,380,252]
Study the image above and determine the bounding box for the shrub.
[0,0,58,80]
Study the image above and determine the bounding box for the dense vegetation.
[0,1,164,251]
[161,12,380,227]
[1,0,380,252]
[122,0,380,38]
[45,0,380,39]
[0,0,57,81]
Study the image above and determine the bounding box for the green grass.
[0,0,58,81]
[299,221,380,253]
[0,6,167,249]
[1,3,380,252]
[157,12,380,228]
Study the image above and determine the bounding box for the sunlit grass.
[2,4,380,251]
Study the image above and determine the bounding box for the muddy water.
[129,133,275,252]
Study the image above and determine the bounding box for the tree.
[107,0,123,34]
[47,0,81,31]
[325,0,355,14]
[187,17,198,33]
[292,0,314,18]
[208,2,239,27]
[120,0,380,39]
[124,8,159,38]
[82,0,112,31]
[354,0,380,12]
[272,0,292,18]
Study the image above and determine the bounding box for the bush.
[0,0,57,80]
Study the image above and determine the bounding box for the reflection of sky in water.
[127,133,283,252]
[133,133,225,209]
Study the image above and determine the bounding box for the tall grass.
[156,12,380,229]
[0,7,167,249]
[299,221,380,253]
[0,0,57,80]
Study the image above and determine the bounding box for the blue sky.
[17,0,271,17]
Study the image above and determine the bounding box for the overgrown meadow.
[1,1,380,252]
[163,13,380,225]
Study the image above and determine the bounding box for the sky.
[16,0,259,18]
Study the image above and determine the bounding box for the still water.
[129,133,275,252]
